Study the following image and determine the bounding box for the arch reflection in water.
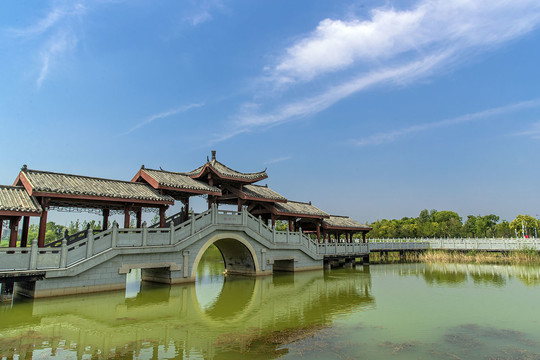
[0,263,374,359]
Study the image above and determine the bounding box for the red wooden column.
[159,206,167,227]
[0,220,3,243]
[184,198,190,219]
[271,213,276,228]
[362,231,366,243]
[136,208,142,228]
[289,218,294,232]
[237,198,243,212]
[20,216,30,247]
[102,209,110,231]
[124,205,132,228]
[38,198,49,248]
[9,217,21,248]
[316,222,321,243]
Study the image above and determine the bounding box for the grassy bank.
[417,249,540,265]
[368,249,540,265]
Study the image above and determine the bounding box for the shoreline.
[368,249,540,266]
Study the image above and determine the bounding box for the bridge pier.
[361,255,369,265]
[141,268,185,284]
[343,258,355,268]
[0,281,14,302]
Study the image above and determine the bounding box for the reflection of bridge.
[0,206,424,299]
[0,267,373,359]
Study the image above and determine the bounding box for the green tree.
[510,215,540,237]
[463,215,477,237]
[494,220,513,238]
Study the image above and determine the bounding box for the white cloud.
[37,31,78,87]
[7,4,86,87]
[264,156,292,165]
[124,103,205,135]
[270,0,540,84]
[221,0,540,142]
[355,99,540,146]
[514,121,540,140]
[8,4,86,38]
[183,0,225,26]
[225,50,450,134]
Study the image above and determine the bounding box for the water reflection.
[372,262,540,288]
[0,259,373,359]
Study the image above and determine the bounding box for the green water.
[2,247,540,359]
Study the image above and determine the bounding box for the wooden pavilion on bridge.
[13,166,174,247]
[0,185,42,248]
[0,151,371,248]
[131,166,222,224]
[321,215,371,243]
[185,150,268,209]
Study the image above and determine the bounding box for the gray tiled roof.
[274,200,329,218]
[323,215,371,230]
[0,185,42,214]
[142,168,221,194]
[187,159,267,182]
[21,169,174,203]
[242,184,286,202]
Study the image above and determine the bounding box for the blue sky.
[1,0,539,225]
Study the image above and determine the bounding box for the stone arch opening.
[213,238,256,275]
[191,233,260,280]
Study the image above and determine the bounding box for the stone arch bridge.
[0,206,426,299]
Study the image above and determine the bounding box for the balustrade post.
[299,227,302,243]
[29,239,38,270]
[259,216,262,233]
[86,228,94,258]
[286,228,290,243]
[242,206,247,225]
[272,226,276,243]
[170,221,175,245]
[211,203,217,225]
[142,222,148,247]
[190,213,195,235]
[60,239,68,268]
[112,221,118,248]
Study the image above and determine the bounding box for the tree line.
[367,210,540,239]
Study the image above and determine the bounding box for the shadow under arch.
[190,232,261,279]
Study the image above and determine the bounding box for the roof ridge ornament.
[22,164,28,172]
[211,150,216,161]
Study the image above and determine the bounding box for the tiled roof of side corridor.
[18,168,174,203]
[139,168,221,194]
[322,215,372,230]
[242,184,287,202]
[273,200,329,218]
[0,185,42,214]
